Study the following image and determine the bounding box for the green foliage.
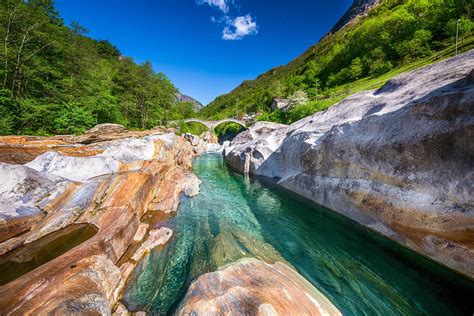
[179,122,208,136]
[214,122,245,138]
[53,103,96,134]
[288,90,309,107]
[169,102,197,120]
[0,0,179,135]
[201,0,474,123]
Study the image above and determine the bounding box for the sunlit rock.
[0,129,195,314]
[86,123,127,135]
[224,50,474,278]
[0,163,71,242]
[131,228,173,262]
[178,258,341,316]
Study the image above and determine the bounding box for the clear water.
[122,153,474,315]
[0,223,97,285]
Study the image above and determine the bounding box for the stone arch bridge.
[182,118,247,131]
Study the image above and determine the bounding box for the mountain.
[329,0,381,34]
[200,0,473,122]
[175,92,203,110]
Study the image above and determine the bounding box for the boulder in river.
[178,258,341,316]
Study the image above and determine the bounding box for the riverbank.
[223,49,474,279]
[0,126,344,315]
[0,125,203,313]
[122,153,474,315]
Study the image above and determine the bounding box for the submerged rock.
[224,50,474,278]
[177,258,341,316]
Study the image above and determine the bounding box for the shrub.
[53,103,97,135]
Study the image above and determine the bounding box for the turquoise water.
[122,153,474,315]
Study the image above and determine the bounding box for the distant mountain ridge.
[329,0,381,34]
[200,0,471,121]
[200,0,383,117]
[175,92,203,109]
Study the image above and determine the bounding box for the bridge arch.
[183,118,247,131]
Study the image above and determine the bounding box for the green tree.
[53,103,96,134]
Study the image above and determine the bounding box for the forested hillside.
[0,0,194,135]
[201,0,473,123]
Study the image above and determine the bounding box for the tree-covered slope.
[200,0,473,123]
[0,0,194,135]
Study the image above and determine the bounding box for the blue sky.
[56,0,353,105]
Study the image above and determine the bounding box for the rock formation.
[224,50,474,278]
[178,258,341,315]
[0,127,201,314]
[329,0,381,34]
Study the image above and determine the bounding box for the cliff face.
[175,92,203,109]
[0,126,201,313]
[330,0,381,34]
[224,50,474,279]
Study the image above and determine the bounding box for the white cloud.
[198,0,229,13]
[222,14,258,40]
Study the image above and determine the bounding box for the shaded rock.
[177,258,341,316]
[224,50,474,278]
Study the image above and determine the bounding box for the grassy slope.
[289,36,474,118]
[200,0,473,122]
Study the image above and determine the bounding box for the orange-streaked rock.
[178,258,342,316]
[0,128,199,314]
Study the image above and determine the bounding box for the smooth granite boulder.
[178,258,341,316]
[224,50,474,278]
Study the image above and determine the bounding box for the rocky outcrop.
[224,50,474,278]
[86,123,128,135]
[175,92,203,110]
[329,0,381,34]
[0,163,71,242]
[178,258,341,315]
[0,127,199,314]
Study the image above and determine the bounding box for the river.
[122,153,474,315]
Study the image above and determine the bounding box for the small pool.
[0,223,98,285]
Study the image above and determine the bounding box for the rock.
[224,121,289,177]
[224,50,474,278]
[0,163,71,242]
[133,223,149,242]
[181,172,202,197]
[25,151,120,181]
[184,133,207,155]
[112,302,130,315]
[86,123,127,135]
[130,228,173,262]
[0,130,195,314]
[177,258,341,316]
[330,0,381,34]
[200,131,218,144]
